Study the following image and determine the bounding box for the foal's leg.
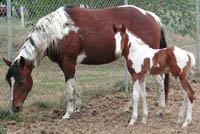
[140,80,148,124]
[129,80,140,126]
[178,78,194,128]
[153,75,165,116]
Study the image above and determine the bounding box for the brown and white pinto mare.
[3,6,169,120]
[112,24,195,128]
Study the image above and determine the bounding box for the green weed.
[0,110,23,122]
[31,101,51,109]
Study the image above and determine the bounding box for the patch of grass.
[0,124,7,133]
[0,110,23,122]
[31,114,38,121]
[41,112,51,118]
[113,80,132,92]
[31,101,51,110]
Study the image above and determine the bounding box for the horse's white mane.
[14,7,79,66]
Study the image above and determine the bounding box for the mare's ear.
[19,56,26,68]
[112,24,118,33]
[3,57,12,67]
[121,24,126,33]
[19,56,35,70]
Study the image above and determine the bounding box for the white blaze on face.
[10,77,15,107]
[126,30,158,73]
[173,47,189,72]
[114,32,122,58]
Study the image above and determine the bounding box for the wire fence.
[0,0,198,109]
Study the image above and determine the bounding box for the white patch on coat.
[146,11,162,26]
[114,32,122,58]
[14,7,79,66]
[125,30,159,73]
[119,5,146,15]
[173,47,190,72]
[119,5,161,25]
[10,77,15,107]
[76,51,87,64]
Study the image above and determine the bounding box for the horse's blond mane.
[15,7,79,66]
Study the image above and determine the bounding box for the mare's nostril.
[16,106,21,111]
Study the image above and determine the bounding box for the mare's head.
[112,24,128,52]
[3,56,34,113]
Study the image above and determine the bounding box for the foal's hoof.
[156,112,163,118]
[62,117,70,121]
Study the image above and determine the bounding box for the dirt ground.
[1,75,200,134]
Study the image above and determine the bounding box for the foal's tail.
[188,52,196,77]
[160,27,170,106]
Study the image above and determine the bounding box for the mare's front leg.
[129,79,140,126]
[60,60,82,120]
[153,75,165,116]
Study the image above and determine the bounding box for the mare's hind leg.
[124,95,132,114]
[153,75,165,116]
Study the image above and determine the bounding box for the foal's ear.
[3,57,12,67]
[121,24,126,33]
[112,24,118,33]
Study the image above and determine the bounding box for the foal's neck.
[126,30,152,51]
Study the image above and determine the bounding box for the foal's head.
[3,57,34,113]
[112,24,128,57]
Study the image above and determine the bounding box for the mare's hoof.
[74,111,81,117]
[158,113,163,118]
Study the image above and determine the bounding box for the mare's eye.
[18,81,24,86]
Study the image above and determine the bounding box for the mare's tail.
[160,27,170,106]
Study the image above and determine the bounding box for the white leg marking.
[177,92,187,125]
[76,51,87,64]
[62,78,75,119]
[177,79,193,128]
[129,80,140,126]
[182,97,192,128]
[140,80,148,124]
[154,75,165,115]
[182,92,193,128]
